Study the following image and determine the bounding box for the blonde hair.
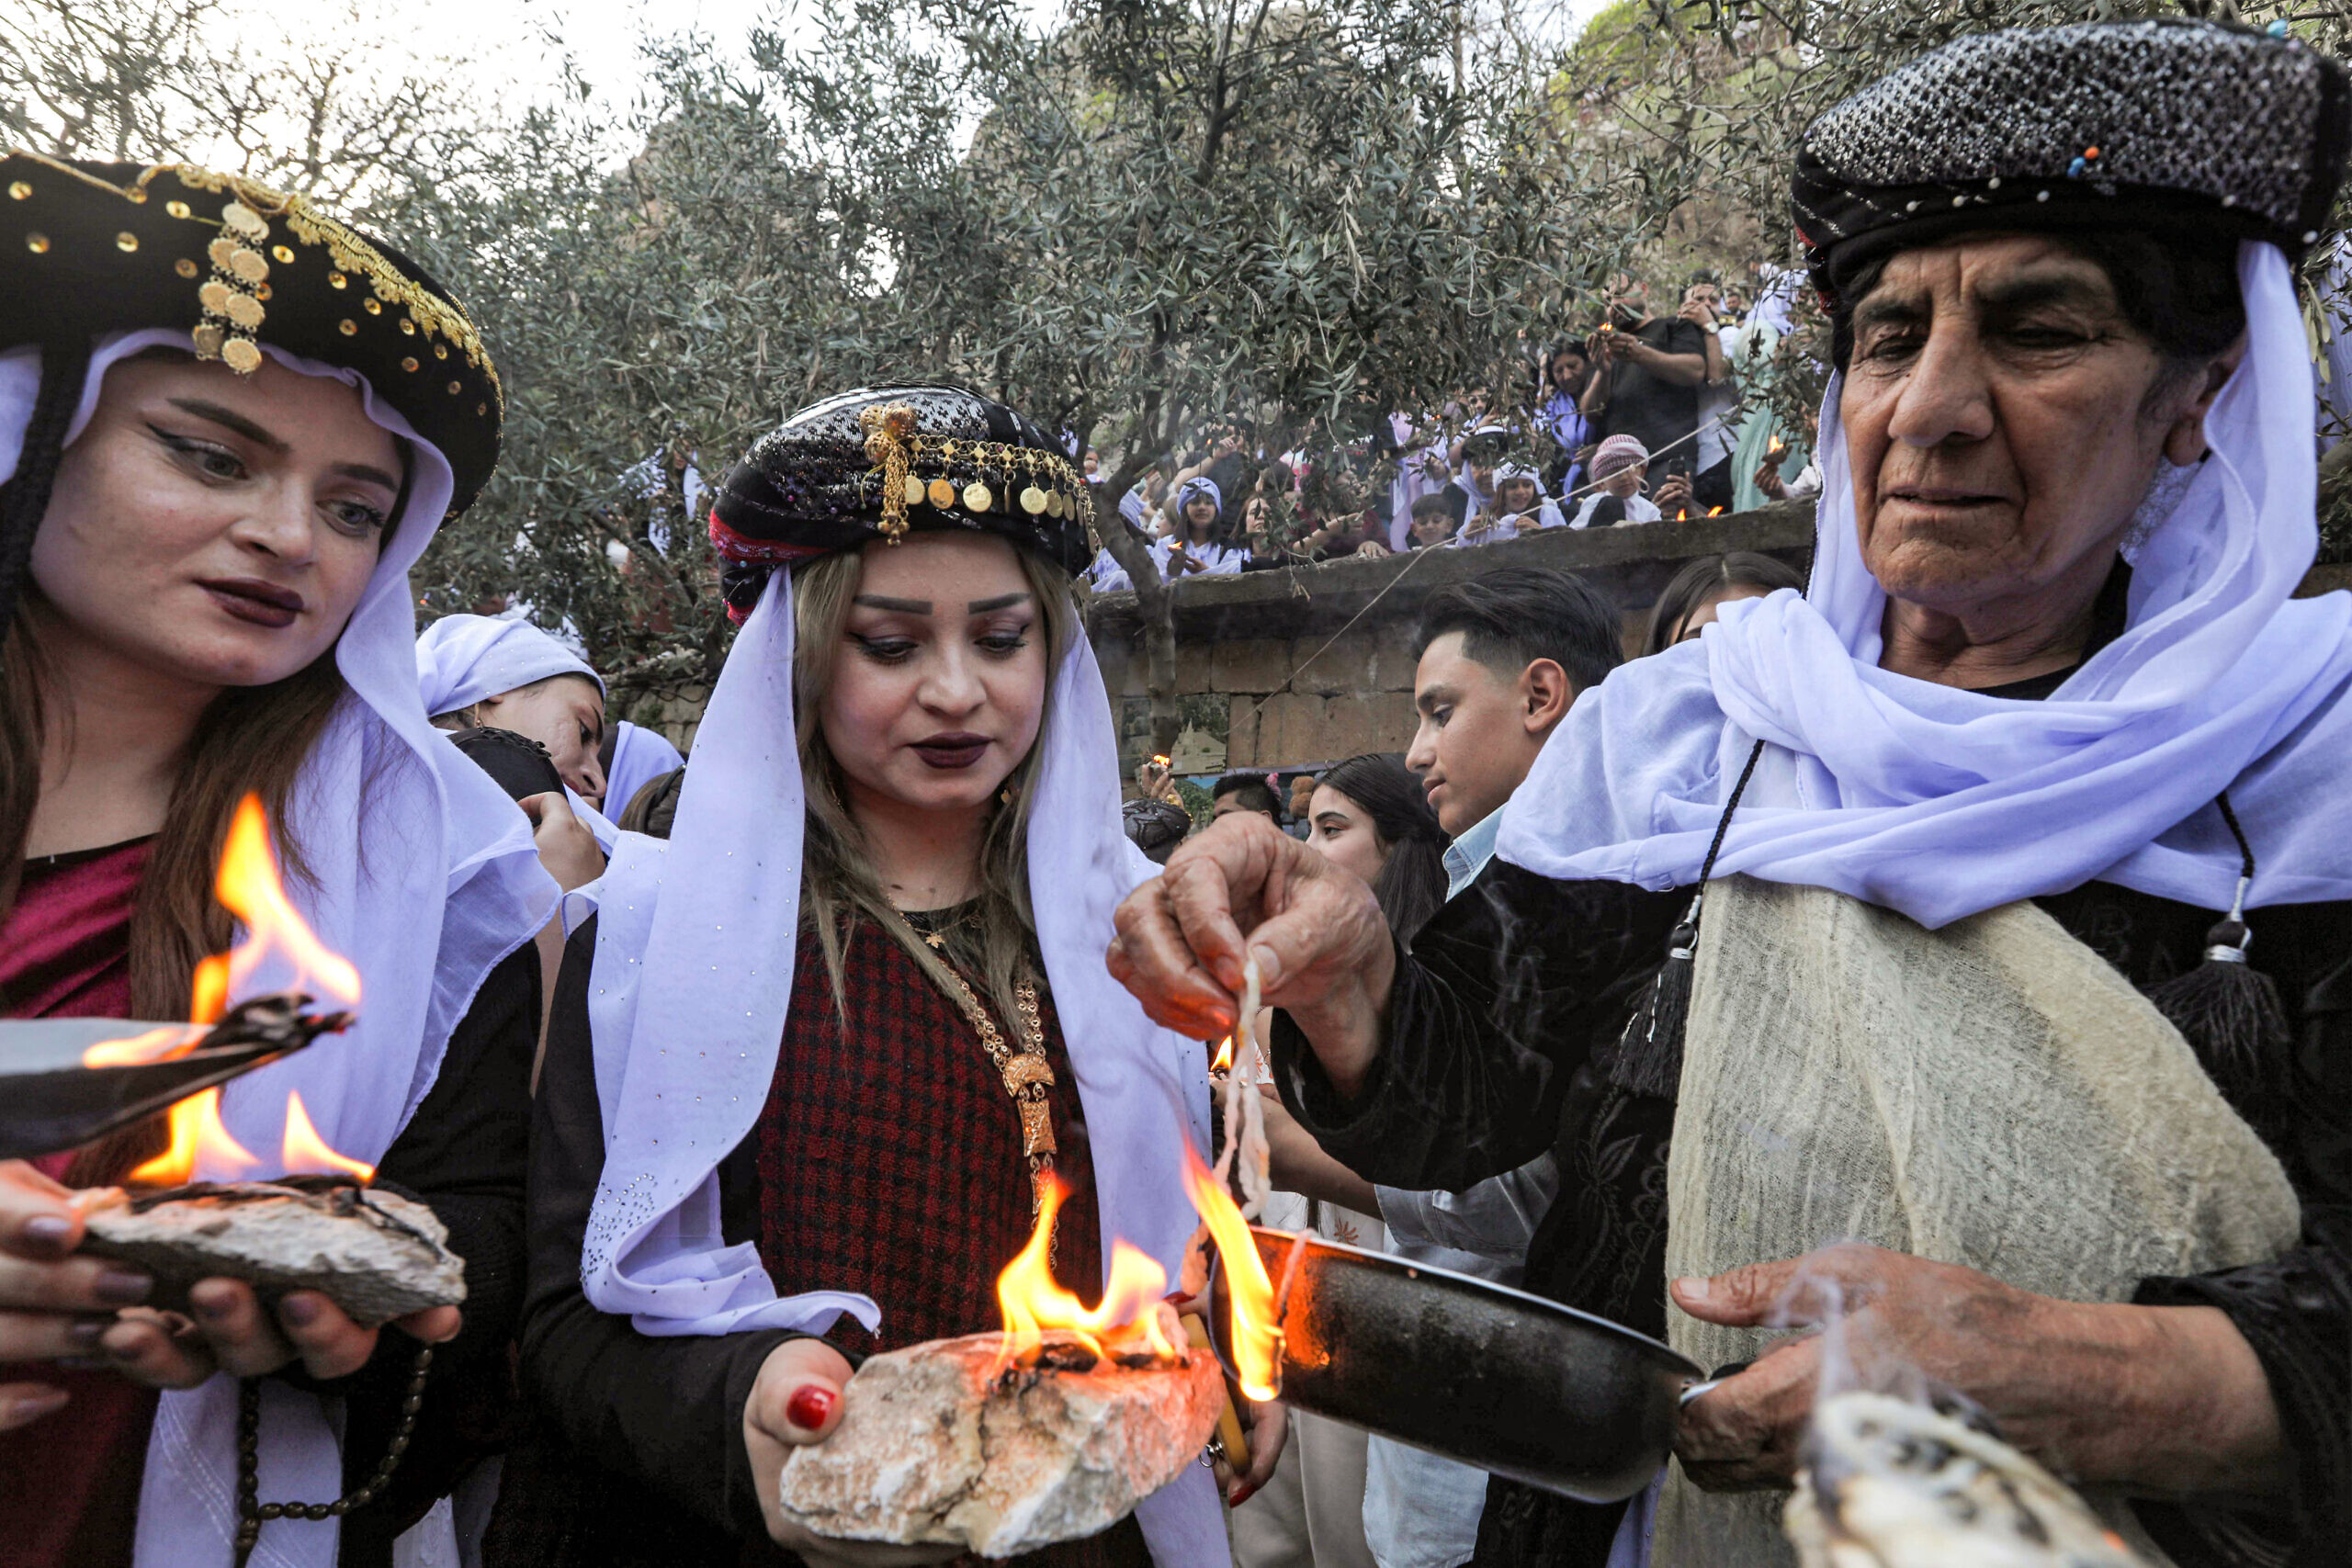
[791,545,1077,1032]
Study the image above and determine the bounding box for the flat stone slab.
[779,1322,1223,1558]
[81,1179,465,1328]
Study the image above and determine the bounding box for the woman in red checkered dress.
[501,389,1277,1568]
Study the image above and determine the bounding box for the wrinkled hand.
[520,791,605,892]
[1669,1244,2285,1500]
[749,1339,959,1567]
[1108,816,1395,1095]
[0,1160,458,1404]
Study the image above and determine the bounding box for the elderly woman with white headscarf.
[1109,22,2351,1568]
[0,150,552,1568]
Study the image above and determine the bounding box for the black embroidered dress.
[505,910,1153,1568]
[1274,662,2350,1568]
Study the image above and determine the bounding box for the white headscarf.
[414,612,621,848]
[1498,243,2352,925]
[602,720,685,818]
[0,329,556,1568]
[414,612,604,716]
[576,568,1224,1566]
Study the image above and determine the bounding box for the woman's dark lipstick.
[911,732,990,770]
[200,577,305,629]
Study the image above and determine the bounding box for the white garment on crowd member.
[1693,324,1740,478]
[1454,464,1566,545]
[0,329,557,1568]
[571,569,1224,1567]
[1388,413,1440,550]
[603,720,685,818]
[1568,491,1664,529]
[415,612,605,717]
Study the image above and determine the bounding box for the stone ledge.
[1083,502,1819,643]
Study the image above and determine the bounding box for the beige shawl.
[1653,876,2300,1565]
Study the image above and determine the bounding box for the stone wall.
[1086,504,1818,777]
[614,524,2352,773]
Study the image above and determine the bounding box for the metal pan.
[1208,1224,1713,1503]
[0,997,348,1161]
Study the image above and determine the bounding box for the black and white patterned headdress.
[1793,19,2350,304]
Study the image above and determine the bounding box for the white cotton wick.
[1228,954,1273,1221]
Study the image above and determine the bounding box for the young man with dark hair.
[1405,568,1623,852]
[1210,772,1283,825]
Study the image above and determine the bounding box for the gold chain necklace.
[922,938,1060,1258]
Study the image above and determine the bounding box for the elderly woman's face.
[1840,234,2232,617]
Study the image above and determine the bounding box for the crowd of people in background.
[1088,262,1816,591]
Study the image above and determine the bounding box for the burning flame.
[1182,1145,1282,1401]
[130,1089,260,1184]
[282,1090,375,1181]
[79,1025,203,1069]
[1211,1034,1235,1075]
[996,1176,1183,1367]
[1769,437,1785,456]
[201,795,361,1020]
[85,795,368,1188]
[1707,506,1724,516]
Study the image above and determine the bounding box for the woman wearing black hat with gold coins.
[498,387,1273,1568]
[0,151,559,1566]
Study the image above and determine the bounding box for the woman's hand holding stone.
[748,1337,958,1568]
[1108,815,1395,1099]
[1669,1243,2286,1503]
[0,1158,458,1404]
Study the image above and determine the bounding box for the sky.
[391,0,1622,118]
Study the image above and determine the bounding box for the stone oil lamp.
[0,796,466,1328]
[775,1169,1273,1557]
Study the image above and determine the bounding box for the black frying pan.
[1208,1224,1719,1503]
[0,996,350,1161]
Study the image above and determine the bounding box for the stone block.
[1314,689,1418,761]
[1248,692,1326,766]
[1208,638,1295,695]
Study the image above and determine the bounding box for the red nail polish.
[786,1385,836,1431]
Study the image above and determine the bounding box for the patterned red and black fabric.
[751,914,1148,1568]
[752,914,1105,1358]
[0,837,159,1568]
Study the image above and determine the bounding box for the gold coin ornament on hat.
[223,293,265,330]
[963,480,992,513]
[198,280,232,312]
[228,248,267,283]
[927,476,958,510]
[221,201,267,239]
[221,339,263,374]
[209,236,238,269]
[902,474,925,506]
[193,323,227,357]
[1020,484,1048,514]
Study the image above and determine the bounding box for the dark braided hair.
[0,341,93,654]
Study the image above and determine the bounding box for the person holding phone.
[1578,276,1708,475]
